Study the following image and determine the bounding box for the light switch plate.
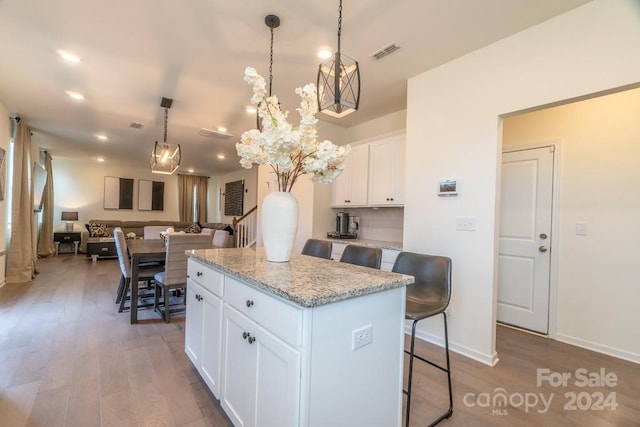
[456,216,477,231]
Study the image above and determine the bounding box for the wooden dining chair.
[114,227,164,313]
[154,233,212,322]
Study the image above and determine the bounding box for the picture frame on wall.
[104,176,134,209]
[138,179,164,211]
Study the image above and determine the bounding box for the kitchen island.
[185,247,413,427]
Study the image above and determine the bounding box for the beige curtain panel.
[178,174,208,223]
[6,121,37,283]
[37,151,55,257]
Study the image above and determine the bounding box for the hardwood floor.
[0,254,638,426]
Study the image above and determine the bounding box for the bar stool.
[339,245,382,269]
[392,252,453,427]
[301,239,332,259]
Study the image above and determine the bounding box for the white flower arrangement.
[236,67,350,192]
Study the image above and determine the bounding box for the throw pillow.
[185,222,202,234]
[86,223,109,237]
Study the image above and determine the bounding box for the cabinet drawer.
[188,259,224,297]
[225,277,302,347]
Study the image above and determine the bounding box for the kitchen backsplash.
[340,207,404,242]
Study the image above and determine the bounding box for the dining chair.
[143,225,172,240]
[153,233,212,322]
[301,239,332,259]
[392,251,453,427]
[339,245,382,269]
[212,230,230,248]
[114,227,164,313]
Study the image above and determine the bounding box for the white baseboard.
[406,326,499,367]
[555,333,640,365]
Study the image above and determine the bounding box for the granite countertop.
[324,238,403,251]
[187,247,413,308]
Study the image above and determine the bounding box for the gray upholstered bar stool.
[392,251,453,427]
[339,245,382,269]
[301,239,332,259]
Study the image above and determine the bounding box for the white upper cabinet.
[368,133,405,206]
[331,144,369,207]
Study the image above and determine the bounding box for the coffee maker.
[336,212,349,234]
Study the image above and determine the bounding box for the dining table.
[127,238,166,324]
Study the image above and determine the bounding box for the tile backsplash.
[339,207,404,242]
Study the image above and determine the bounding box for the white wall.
[503,87,640,362]
[345,110,406,143]
[0,102,10,286]
[405,0,640,365]
[51,157,229,231]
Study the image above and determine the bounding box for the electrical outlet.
[352,325,373,351]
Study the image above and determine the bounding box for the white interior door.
[498,146,554,333]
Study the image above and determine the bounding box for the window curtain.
[6,121,36,283]
[37,151,55,257]
[178,174,196,222]
[178,174,208,222]
[194,175,208,223]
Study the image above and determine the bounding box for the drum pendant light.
[317,0,360,118]
[150,97,181,175]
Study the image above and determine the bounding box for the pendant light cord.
[337,0,342,53]
[269,25,274,96]
[163,107,168,143]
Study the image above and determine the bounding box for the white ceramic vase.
[261,191,298,262]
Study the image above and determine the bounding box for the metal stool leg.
[404,313,453,427]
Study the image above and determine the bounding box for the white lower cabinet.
[185,276,223,398]
[221,305,300,427]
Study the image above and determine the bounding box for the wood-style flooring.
[0,254,638,426]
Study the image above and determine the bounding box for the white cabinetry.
[368,134,405,206]
[185,260,224,398]
[221,305,301,427]
[186,254,406,427]
[331,144,369,207]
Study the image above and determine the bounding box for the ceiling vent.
[370,42,401,61]
[196,128,233,140]
[129,122,144,129]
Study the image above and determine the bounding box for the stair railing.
[233,206,258,248]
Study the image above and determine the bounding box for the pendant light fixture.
[150,97,181,175]
[317,0,360,118]
[257,14,280,129]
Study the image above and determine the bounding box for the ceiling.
[0,0,590,176]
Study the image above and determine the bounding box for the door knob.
[539,233,548,239]
[538,246,548,253]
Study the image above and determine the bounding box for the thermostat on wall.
[438,179,458,197]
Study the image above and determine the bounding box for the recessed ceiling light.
[57,50,80,63]
[96,157,105,162]
[187,168,194,173]
[245,106,257,114]
[217,126,227,133]
[217,154,225,159]
[95,134,108,141]
[318,49,332,59]
[66,90,84,101]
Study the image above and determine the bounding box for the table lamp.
[61,211,78,232]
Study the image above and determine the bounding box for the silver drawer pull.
[101,248,108,252]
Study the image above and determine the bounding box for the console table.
[53,232,81,256]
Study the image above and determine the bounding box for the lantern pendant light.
[150,97,181,175]
[257,14,280,129]
[317,0,360,118]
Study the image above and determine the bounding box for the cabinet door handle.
[246,300,254,308]
[247,336,256,344]
[196,271,203,277]
[242,332,249,340]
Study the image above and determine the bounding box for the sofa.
[81,219,234,256]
